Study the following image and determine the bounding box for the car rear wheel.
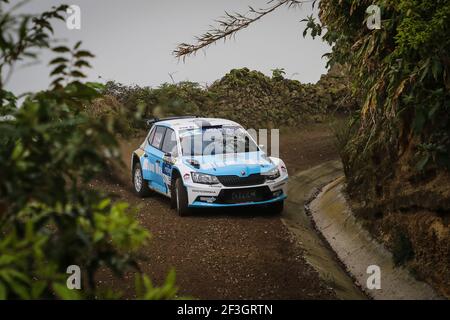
[269,200,284,215]
[175,178,190,217]
[133,162,150,197]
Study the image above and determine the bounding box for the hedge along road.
[94,118,362,299]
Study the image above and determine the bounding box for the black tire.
[175,178,190,216]
[269,200,284,215]
[170,177,177,209]
[133,162,150,197]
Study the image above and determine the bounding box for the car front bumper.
[185,177,288,208]
[189,193,287,208]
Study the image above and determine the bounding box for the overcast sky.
[5,0,331,95]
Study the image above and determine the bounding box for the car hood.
[183,152,275,176]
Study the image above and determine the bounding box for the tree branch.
[173,0,313,60]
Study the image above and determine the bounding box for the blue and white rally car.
[131,116,288,216]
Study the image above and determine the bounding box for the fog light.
[199,197,216,203]
[272,190,283,197]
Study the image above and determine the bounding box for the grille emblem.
[240,170,246,176]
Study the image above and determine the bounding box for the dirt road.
[95,120,342,299]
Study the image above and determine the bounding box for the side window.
[147,126,156,145]
[151,126,166,149]
[161,129,178,156]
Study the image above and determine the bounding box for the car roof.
[155,117,242,131]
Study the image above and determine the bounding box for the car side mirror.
[164,152,172,158]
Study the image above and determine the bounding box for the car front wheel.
[175,178,190,216]
[133,162,150,197]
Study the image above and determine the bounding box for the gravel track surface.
[95,121,341,299]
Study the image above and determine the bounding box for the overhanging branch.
[173,0,315,60]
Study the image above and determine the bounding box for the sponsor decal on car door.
[144,126,167,193]
[149,147,166,193]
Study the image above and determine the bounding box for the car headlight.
[262,167,280,180]
[191,172,219,185]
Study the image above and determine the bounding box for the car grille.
[216,186,273,204]
[217,173,266,187]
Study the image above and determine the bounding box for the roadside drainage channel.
[281,160,366,300]
[309,177,441,300]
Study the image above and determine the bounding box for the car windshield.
[180,126,259,156]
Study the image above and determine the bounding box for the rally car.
[131,116,288,216]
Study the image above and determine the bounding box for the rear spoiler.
[145,115,199,127]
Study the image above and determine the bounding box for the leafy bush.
[0,1,178,299]
[104,65,354,131]
[103,80,208,131]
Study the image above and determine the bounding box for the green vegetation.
[0,2,178,299]
[304,0,450,197]
[305,1,449,293]
[103,65,355,131]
